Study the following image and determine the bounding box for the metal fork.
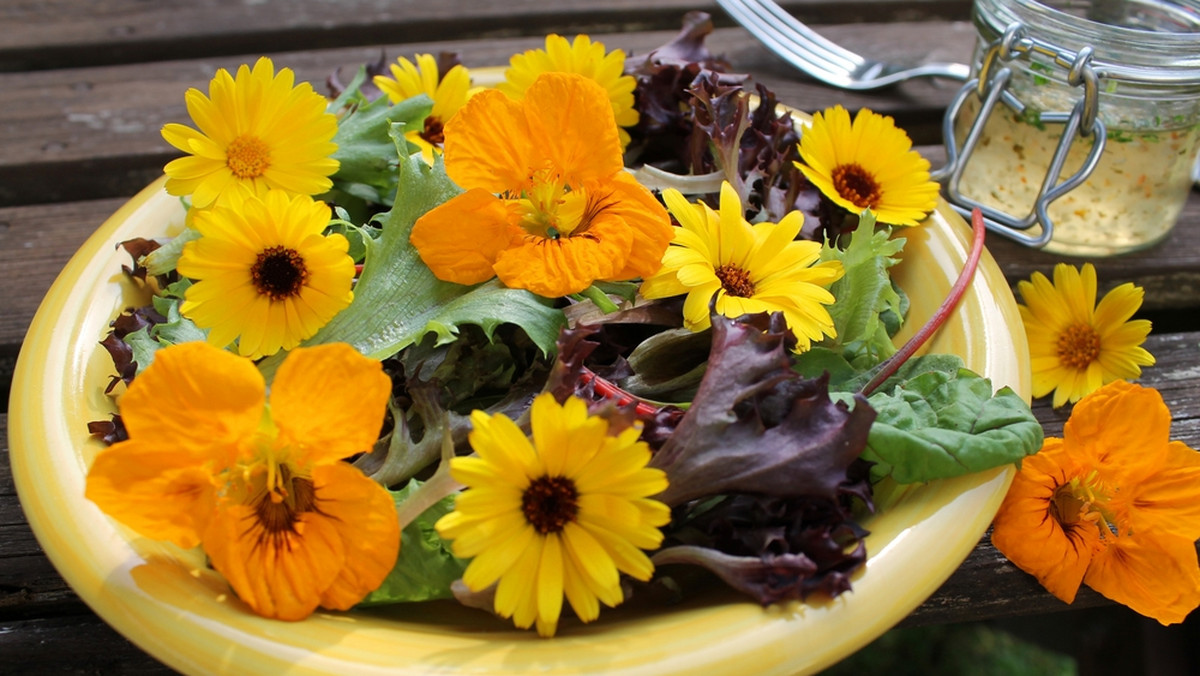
[716,0,970,90]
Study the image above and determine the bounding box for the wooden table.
[3,1,1198,673]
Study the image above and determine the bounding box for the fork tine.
[740,0,864,72]
[716,0,861,81]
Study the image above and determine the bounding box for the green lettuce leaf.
[817,212,906,370]
[357,480,468,605]
[862,367,1043,484]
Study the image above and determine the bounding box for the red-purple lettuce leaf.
[652,467,872,603]
[648,312,876,506]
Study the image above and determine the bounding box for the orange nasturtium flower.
[85,341,399,621]
[409,72,672,298]
[991,380,1200,625]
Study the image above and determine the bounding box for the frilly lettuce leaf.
[649,312,875,506]
[357,479,467,605]
[862,366,1043,484]
[815,212,906,369]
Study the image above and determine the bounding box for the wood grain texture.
[0,22,977,207]
[0,0,971,71]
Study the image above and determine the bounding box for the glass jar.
[942,0,1200,256]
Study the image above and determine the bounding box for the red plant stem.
[860,208,987,398]
[577,368,662,418]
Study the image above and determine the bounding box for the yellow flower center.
[1057,323,1102,370]
[514,173,592,240]
[521,475,579,534]
[251,246,308,301]
[832,163,882,208]
[226,134,271,179]
[1050,471,1116,535]
[715,264,756,298]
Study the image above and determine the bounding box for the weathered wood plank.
[0,22,978,207]
[0,615,174,675]
[0,198,129,366]
[0,0,972,72]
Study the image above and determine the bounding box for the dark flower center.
[251,246,308,301]
[1057,323,1102,370]
[253,467,319,548]
[421,116,446,146]
[715,264,756,298]
[832,163,882,208]
[226,134,271,179]
[521,476,579,534]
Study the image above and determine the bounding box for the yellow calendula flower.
[639,182,844,352]
[1018,263,1155,408]
[374,53,473,162]
[795,105,939,226]
[497,34,638,147]
[85,342,399,621]
[178,190,355,360]
[161,57,339,209]
[436,393,671,637]
[991,381,1200,625]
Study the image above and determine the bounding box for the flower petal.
[270,344,391,465]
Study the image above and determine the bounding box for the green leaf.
[329,93,432,202]
[818,213,906,369]
[259,154,567,378]
[357,480,468,606]
[124,327,162,374]
[142,224,201,277]
[862,368,1043,484]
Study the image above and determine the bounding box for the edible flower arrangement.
[80,15,1198,640]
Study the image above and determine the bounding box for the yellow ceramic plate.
[11,171,1029,674]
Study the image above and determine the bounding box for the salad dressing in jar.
[939,0,1200,256]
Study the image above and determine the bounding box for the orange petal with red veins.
[270,344,391,466]
[312,463,401,610]
[441,90,534,193]
[411,189,515,286]
[202,501,344,621]
[990,440,1099,603]
[1084,531,1200,625]
[119,341,264,465]
[85,440,216,549]
[521,73,623,183]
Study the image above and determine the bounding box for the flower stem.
[860,208,986,398]
[579,284,620,314]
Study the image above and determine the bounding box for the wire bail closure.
[933,22,1106,248]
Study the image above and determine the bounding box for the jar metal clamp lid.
[933,22,1107,247]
